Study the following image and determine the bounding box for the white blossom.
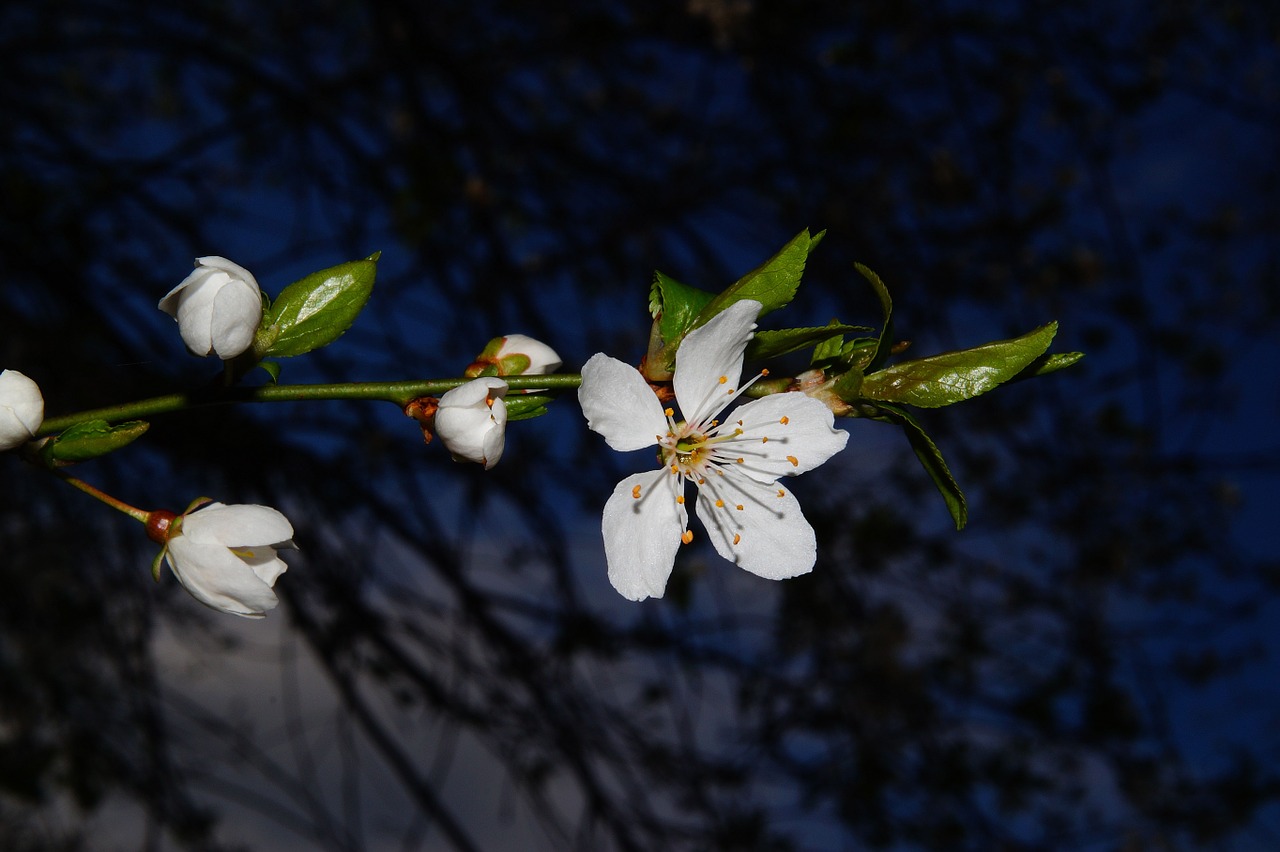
[0,370,44,451]
[435,377,509,469]
[162,502,295,618]
[159,256,263,359]
[579,300,848,601]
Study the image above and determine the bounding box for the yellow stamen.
[780,416,789,425]
[715,499,725,508]
[777,489,785,498]
[664,407,674,417]
[718,376,727,384]
[632,485,642,499]
[761,368,770,376]
[761,437,768,443]
[733,534,741,545]
[735,504,744,511]
[786,455,799,467]
[681,529,694,544]
[676,495,685,505]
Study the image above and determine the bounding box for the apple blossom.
[0,369,44,451]
[435,377,509,469]
[579,299,849,601]
[159,256,263,359]
[159,501,295,618]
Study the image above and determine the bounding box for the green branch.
[38,374,584,436]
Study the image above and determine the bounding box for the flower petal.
[673,299,760,424]
[0,370,44,449]
[436,377,508,468]
[579,353,667,452]
[165,537,281,618]
[601,469,686,601]
[209,276,264,358]
[728,392,849,483]
[695,477,816,580]
[182,503,295,548]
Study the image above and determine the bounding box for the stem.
[37,373,584,436]
[57,473,151,523]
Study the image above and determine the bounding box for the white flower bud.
[0,370,44,450]
[163,502,295,618]
[434,377,508,469]
[493,334,562,375]
[159,256,263,359]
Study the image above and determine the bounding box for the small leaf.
[693,228,822,325]
[504,394,554,421]
[856,263,895,373]
[257,361,281,383]
[651,271,716,347]
[1011,351,1085,382]
[40,419,149,465]
[866,403,967,530]
[747,323,871,361]
[259,256,378,358]
[860,322,1058,408]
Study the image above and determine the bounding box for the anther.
[715,499,725,508]
[632,485,642,499]
[718,376,727,384]
[733,534,741,545]
[761,368,770,376]
[735,504,744,511]
[664,407,674,417]
[681,529,694,544]
[676,495,685,505]
[786,455,799,467]
[777,489,785,498]
[779,416,789,425]
[761,437,768,443]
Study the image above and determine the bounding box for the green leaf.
[40,419,149,465]
[866,403,967,530]
[747,323,872,361]
[504,393,554,421]
[650,271,716,347]
[860,322,1058,408]
[1011,350,1085,382]
[856,263,895,372]
[256,361,281,383]
[258,255,378,358]
[693,228,822,326]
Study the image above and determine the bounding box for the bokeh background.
[3,2,1279,849]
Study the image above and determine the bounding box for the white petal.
[695,477,816,580]
[165,537,281,617]
[601,469,686,601]
[209,277,263,359]
[182,503,295,548]
[578,353,667,452]
[726,393,849,483]
[673,299,760,424]
[0,370,44,449]
[436,378,508,467]
[194,255,261,291]
[497,334,562,373]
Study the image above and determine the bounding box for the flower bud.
[160,501,295,618]
[0,370,44,450]
[159,256,264,359]
[434,377,508,469]
[465,334,562,379]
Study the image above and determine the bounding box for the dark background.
[2,2,1278,849]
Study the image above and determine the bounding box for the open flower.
[579,299,849,601]
[435,377,508,469]
[0,369,44,451]
[158,501,295,618]
[159,256,263,359]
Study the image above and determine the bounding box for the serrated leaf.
[866,403,967,530]
[40,419,149,465]
[651,271,716,346]
[856,263,895,373]
[693,228,822,326]
[747,324,871,361]
[259,256,378,358]
[860,322,1058,408]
